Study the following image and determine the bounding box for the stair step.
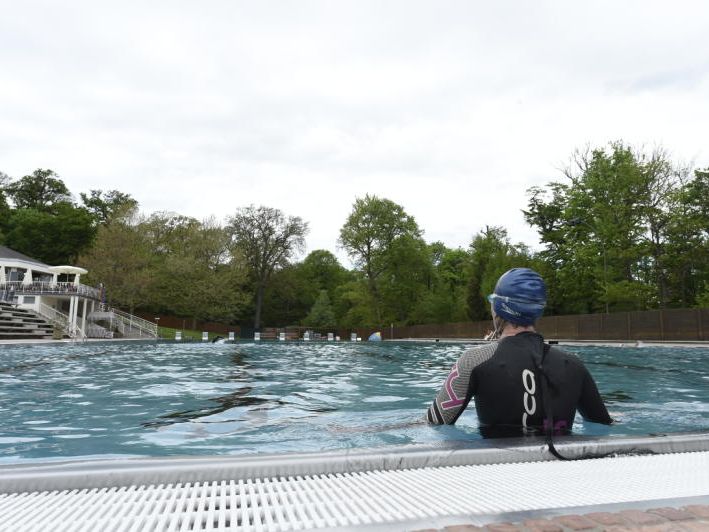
[0,304,55,339]
[0,325,53,332]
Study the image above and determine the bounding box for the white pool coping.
[1,433,709,531]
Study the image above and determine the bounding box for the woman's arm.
[577,368,613,425]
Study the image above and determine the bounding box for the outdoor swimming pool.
[0,341,707,463]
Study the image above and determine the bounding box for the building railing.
[0,281,100,300]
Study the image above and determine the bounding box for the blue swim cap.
[487,268,546,325]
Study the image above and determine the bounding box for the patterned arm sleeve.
[426,343,496,425]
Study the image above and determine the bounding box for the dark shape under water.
[142,386,273,428]
[602,390,633,403]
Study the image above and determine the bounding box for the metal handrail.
[68,323,85,341]
[104,306,157,338]
[36,303,69,328]
[35,303,86,340]
[35,303,73,338]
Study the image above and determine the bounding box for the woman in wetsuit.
[427,268,612,438]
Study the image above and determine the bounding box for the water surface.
[0,341,707,463]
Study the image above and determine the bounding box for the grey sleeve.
[426,342,498,425]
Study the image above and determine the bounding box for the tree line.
[1,142,707,330]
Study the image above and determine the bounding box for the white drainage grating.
[1,451,709,531]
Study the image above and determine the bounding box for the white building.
[0,245,155,339]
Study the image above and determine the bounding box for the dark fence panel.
[388,308,708,341]
[575,314,602,340]
[662,308,704,341]
[138,307,708,342]
[604,313,629,340]
[630,311,662,340]
[136,313,239,336]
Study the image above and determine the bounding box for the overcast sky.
[1,1,707,266]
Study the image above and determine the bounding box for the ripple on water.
[362,396,406,403]
[0,437,45,444]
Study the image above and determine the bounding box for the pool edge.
[1,431,708,494]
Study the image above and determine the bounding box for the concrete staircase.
[0,301,54,340]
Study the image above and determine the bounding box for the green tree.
[81,212,249,320]
[663,168,709,307]
[304,290,336,328]
[5,204,96,264]
[379,233,431,323]
[260,250,352,327]
[79,213,152,313]
[525,143,704,313]
[0,172,10,241]
[259,264,312,326]
[300,250,350,295]
[466,226,532,320]
[227,205,308,329]
[334,275,379,328]
[411,245,470,324]
[141,213,248,322]
[339,194,424,324]
[80,189,138,226]
[5,169,71,212]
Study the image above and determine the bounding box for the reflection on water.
[0,341,708,462]
[228,352,249,368]
[602,390,633,403]
[0,349,112,374]
[589,360,686,374]
[142,386,272,428]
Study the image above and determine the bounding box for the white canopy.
[48,266,88,275]
[48,265,88,286]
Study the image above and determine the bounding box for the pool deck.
[413,503,709,531]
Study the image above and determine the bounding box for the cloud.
[1,1,707,267]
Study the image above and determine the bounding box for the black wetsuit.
[427,332,612,438]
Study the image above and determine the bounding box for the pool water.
[0,341,707,463]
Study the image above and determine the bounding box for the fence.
[136,307,708,342]
[534,308,708,341]
[389,308,708,342]
[135,314,240,336]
